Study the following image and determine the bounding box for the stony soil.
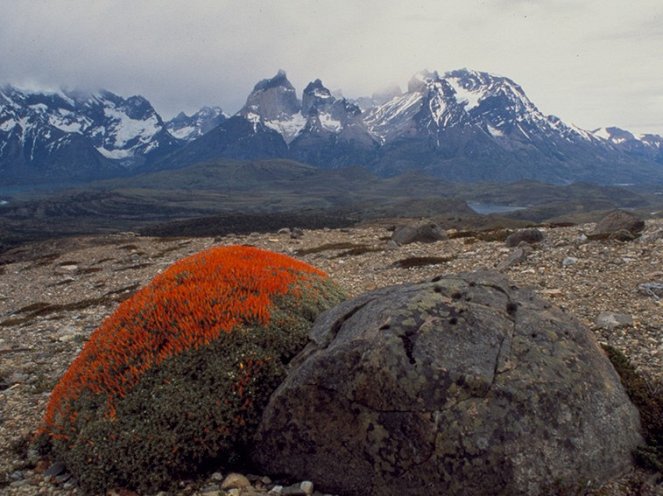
[1,219,662,495]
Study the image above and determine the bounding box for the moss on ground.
[603,345,663,476]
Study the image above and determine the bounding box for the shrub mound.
[603,345,663,475]
[39,245,344,493]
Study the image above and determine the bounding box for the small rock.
[391,222,447,246]
[221,473,252,490]
[9,470,24,481]
[210,471,224,482]
[44,461,66,477]
[290,228,304,239]
[227,490,241,496]
[200,489,221,496]
[639,228,663,243]
[595,312,633,330]
[300,480,314,495]
[497,245,532,271]
[562,257,578,267]
[638,282,663,299]
[55,473,71,484]
[268,486,284,495]
[277,228,291,235]
[282,484,307,496]
[504,228,544,247]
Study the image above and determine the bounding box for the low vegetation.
[36,246,344,494]
[603,345,663,476]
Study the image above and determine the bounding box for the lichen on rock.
[254,270,643,496]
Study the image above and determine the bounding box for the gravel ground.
[1,220,662,495]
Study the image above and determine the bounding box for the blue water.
[468,201,527,215]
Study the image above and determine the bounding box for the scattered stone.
[497,244,532,270]
[282,484,307,496]
[58,264,78,272]
[221,473,252,490]
[385,240,399,250]
[290,228,304,239]
[54,473,71,484]
[255,271,641,496]
[591,210,645,240]
[268,486,284,495]
[562,256,578,267]
[595,312,634,330]
[44,462,65,477]
[504,228,544,247]
[200,487,222,496]
[300,481,314,495]
[210,471,224,482]
[638,282,663,299]
[390,222,447,246]
[639,228,663,243]
[277,228,291,235]
[576,233,588,244]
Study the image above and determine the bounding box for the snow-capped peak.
[166,106,226,141]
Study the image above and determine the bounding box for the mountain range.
[1,69,662,186]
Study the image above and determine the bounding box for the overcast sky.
[1,0,662,135]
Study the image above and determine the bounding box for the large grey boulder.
[254,271,642,496]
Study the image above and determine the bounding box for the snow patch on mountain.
[264,113,307,144]
[103,107,161,148]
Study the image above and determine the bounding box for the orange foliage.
[43,245,328,438]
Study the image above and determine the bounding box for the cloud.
[0,0,661,134]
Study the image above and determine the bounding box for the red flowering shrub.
[38,246,344,493]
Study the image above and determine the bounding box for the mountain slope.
[2,69,663,186]
[0,86,182,184]
[165,106,227,141]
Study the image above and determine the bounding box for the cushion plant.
[39,245,344,494]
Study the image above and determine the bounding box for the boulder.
[591,210,645,240]
[254,271,642,496]
[504,228,544,247]
[496,245,532,270]
[390,222,447,246]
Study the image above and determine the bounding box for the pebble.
[44,462,65,477]
[595,312,633,330]
[221,473,252,490]
[562,256,578,267]
[300,481,314,495]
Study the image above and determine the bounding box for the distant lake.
[468,201,527,215]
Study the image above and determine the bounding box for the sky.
[1,0,662,135]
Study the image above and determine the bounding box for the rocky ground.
[0,219,662,495]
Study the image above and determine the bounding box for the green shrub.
[603,345,663,474]
[38,246,344,494]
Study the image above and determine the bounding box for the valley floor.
[0,220,662,495]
